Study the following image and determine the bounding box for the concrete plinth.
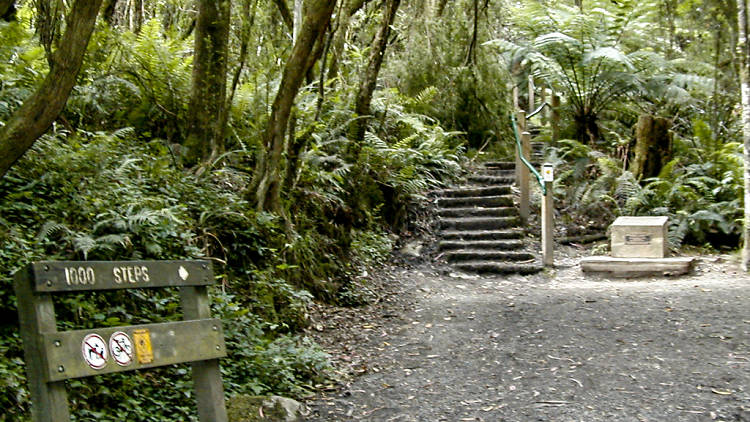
[581,256,696,277]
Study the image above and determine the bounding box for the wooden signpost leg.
[181,285,228,422]
[14,268,70,422]
[542,180,554,266]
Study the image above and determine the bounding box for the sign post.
[14,260,228,422]
[541,164,554,266]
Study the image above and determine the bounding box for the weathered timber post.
[14,260,228,422]
[515,110,526,185]
[512,85,519,111]
[15,268,70,421]
[540,85,548,125]
[541,164,554,266]
[520,131,531,224]
[528,75,535,115]
[551,94,560,146]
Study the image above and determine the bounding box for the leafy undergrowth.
[0,108,463,419]
[0,124,460,420]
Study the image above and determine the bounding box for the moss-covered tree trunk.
[327,0,369,84]
[252,0,336,213]
[130,0,143,33]
[0,0,102,179]
[738,0,750,271]
[629,114,673,181]
[0,0,15,20]
[184,0,230,167]
[352,0,401,143]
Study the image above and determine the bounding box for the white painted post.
[520,131,531,224]
[541,164,554,266]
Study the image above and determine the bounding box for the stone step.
[444,250,535,262]
[475,168,515,177]
[467,175,515,185]
[531,141,546,160]
[437,195,513,208]
[482,161,515,170]
[440,230,523,241]
[439,216,520,231]
[439,239,523,251]
[453,261,543,275]
[437,186,511,198]
[437,207,517,218]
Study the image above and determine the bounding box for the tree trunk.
[435,0,448,16]
[130,0,143,33]
[271,0,294,32]
[327,0,369,84]
[0,0,16,21]
[252,0,336,213]
[0,0,102,179]
[102,0,119,26]
[629,115,673,181]
[352,0,401,142]
[184,0,231,167]
[738,0,750,270]
[293,0,303,42]
[464,0,479,66]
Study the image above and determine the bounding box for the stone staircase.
[436,161,543,275]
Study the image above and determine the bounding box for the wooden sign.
[14,260,228,422]
[31,260,214,292]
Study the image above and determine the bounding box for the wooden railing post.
[528,75,535,114]
[520,131,531,224]
[540,85,548,125]
[515,110,526,186]
[551,94,560,146]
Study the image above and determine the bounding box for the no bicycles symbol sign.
[109,332,134,367]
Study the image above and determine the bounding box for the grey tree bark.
[251,0,336,213]
[738,0,750,270]
[352,0,401,142]
[0,0,103,179]
[184,0,231,167]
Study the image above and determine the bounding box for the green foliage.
[551,118,743,249]
[67,19,193,141]
[216,292,331,397]
[0,130,328,419]
[487,0,710,145]
[385,0,513,150]
[0,19,46,122]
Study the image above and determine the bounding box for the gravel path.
[305,248,750,421]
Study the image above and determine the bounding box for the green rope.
[510,114,546,195]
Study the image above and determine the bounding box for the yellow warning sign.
[133,329,154,364]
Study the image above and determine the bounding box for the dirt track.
[306,248,750,421]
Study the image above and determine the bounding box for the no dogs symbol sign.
[82,333,108,369]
